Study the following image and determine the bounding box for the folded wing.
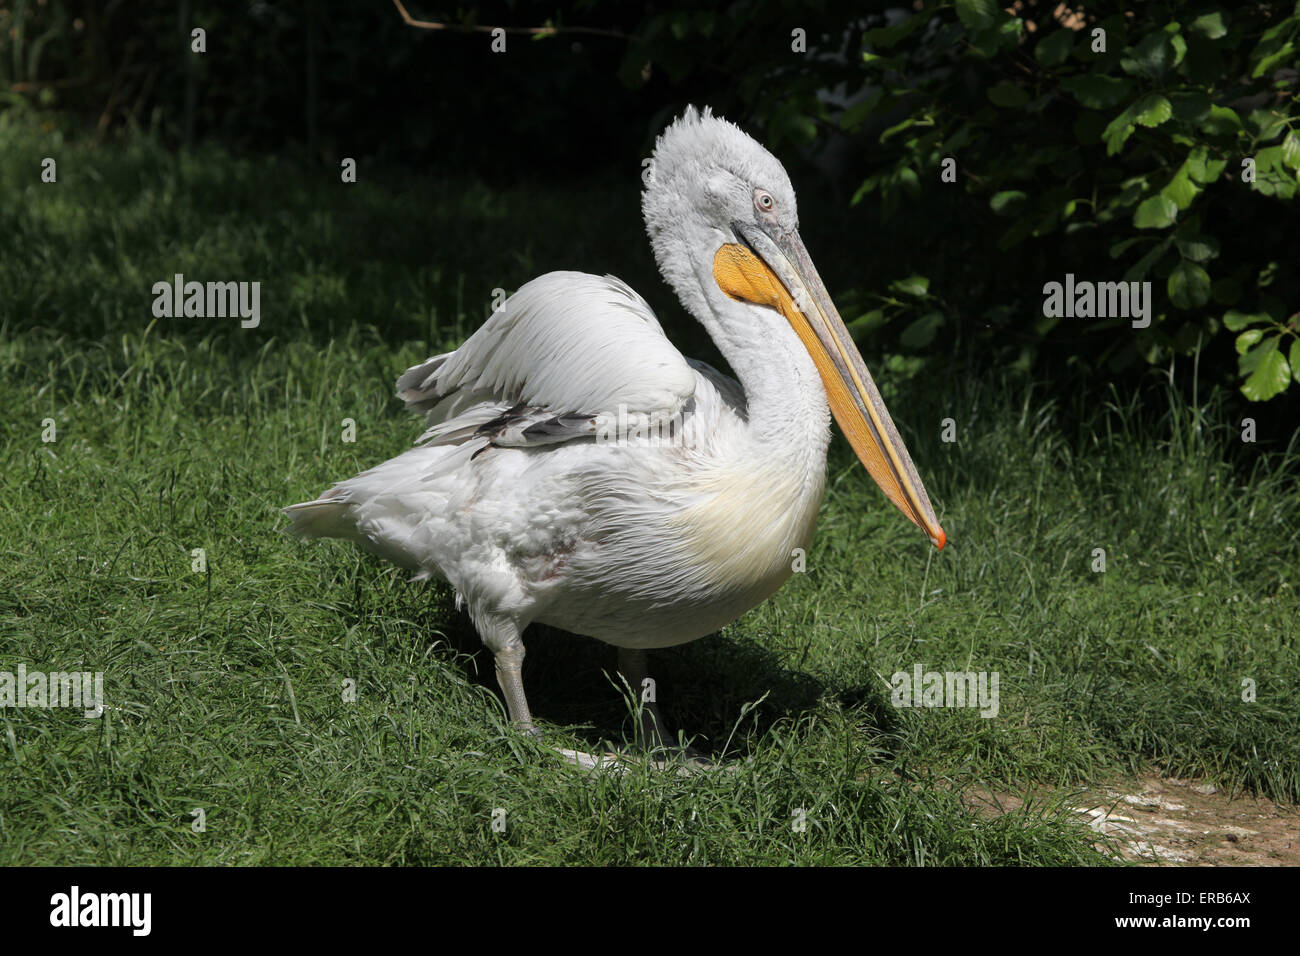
[396,272,697,449]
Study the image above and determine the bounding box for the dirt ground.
[965,773,1300,866]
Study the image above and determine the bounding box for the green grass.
[1,118,1297,865]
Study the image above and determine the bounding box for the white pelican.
[286,106,944,754]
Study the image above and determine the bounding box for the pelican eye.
[754,189,775,213]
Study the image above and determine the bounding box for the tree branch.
[391,0,632,40]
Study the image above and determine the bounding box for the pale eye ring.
[755,189,775,212]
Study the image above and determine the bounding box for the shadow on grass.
[362,577,903,761]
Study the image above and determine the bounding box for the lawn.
[1,118,1296,865]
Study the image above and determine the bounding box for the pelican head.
[643,107,945,549]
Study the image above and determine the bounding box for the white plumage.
[400,272,696,434]
[285,107,943,750]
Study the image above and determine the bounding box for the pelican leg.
[492,633,623,770]
[617,648,671,752]
[617,649,712,768]
[493,644,537,735]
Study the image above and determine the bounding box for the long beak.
[715,222,945,549]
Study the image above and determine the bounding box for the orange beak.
[713,225,945,549]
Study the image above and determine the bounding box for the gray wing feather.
[396,272,696,450]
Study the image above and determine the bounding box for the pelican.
[285,106,944,757]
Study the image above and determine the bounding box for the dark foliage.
[3,0,1297,418]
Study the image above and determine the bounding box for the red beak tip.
[933,527,946,550]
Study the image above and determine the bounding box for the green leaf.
[1282,131,1300,171]
[989,190,1028,215]
[955,0,998,29]
[1254,172,1298,199]
[1253,41,1296,79]
[1134,195,1178,229]
[1186,147,1228,183]
[1223,310,1265,331]
[987,81,1030,108]
[1100,95,1161,156]
[1235,329,1264,353]
[1060,74,1134,109]
[1241,343,1291,400]
[1199,105,1243,136]
[1103,115,1136,155]
[1133,93,1173,128]
[1254,145,1285,175]
[1239,333,1278,374]
[1247,108,1289,140]
[961,23,1019,59]
[968,20,1021,59]
[891,275,930,297]
[1291,339,1300,384]
[1161,169,1199,210]
[998,17,1025,41]
[846,309,887,339]
[1168,261,1211,309]
[1188,11,1228,40]
[1174,234,1220,262]
[1256,16,1296,48]
[1122,32,1175,79]
[899,310,945,349]
[897,166,921,197]
[1035,29,1074,67]
[1170,32,1188,67]
[886,353,926,378]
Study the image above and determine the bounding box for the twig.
[391,0,631,40]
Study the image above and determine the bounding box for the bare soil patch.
[965,773,1299,866]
